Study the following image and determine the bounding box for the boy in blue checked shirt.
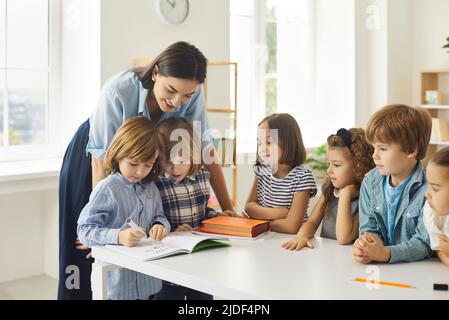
[155,118,235,300]
[352,104,432,264]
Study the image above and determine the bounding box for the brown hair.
[366,104,432,160]
[103,116,164,183]
[320,128,375,216]
[430,147,449,176]
[157,117,203,177]
[133,41,208,91]
[256,113,307,167]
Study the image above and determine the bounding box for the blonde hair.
[256,113,307,167]
[157,117,203,177]
[366,104,432,160]
[321,128,375,216]
[103,116,164,183]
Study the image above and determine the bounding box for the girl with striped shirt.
[245,113,317,234]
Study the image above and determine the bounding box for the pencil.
[351,278,416,289]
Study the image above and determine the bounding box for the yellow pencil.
[352,278,416,289]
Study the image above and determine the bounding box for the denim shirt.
[86,70,211,160]
[358,161,432,264]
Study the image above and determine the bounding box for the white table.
[91,232,449,300]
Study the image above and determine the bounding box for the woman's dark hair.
[133,41,208,91]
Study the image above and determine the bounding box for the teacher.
[58,41,235,300]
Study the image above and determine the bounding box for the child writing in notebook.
[77,116,171,300]
[352,104,432,264]
[423,147,449,268]
[154,117,234,300]
[282,128,375,250]
[245,113,317,234]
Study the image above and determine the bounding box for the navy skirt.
[57,119,93,300]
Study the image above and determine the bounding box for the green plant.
[443,37,449,53]
[305,143,328,175]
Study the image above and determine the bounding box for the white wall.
[315,0,355,135]
[100,0,230,83]
[412,0,449,105]
[60,0,101,152]
[355,0,388,127]
[355,0,449,128]
[0,191,55,282]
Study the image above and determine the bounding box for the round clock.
[156,0,190,25]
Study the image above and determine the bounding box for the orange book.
[200,216,270,238]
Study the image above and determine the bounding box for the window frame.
[231,0,317,153]
[0,0,61,163]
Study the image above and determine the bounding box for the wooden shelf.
[421,69,449,74]
[421,70,449,165]
[204,62,238,208]
[430,140,449,146]
[421,105,449,110]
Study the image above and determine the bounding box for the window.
[231,0,355,152]
[231,0,315,152]
[0,0,60,162]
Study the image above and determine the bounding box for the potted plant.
[305,143,328,184]
[444,37,449,53]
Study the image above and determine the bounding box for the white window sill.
[0,158,62,195]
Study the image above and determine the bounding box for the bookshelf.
[204,62,238,208]
[420,69,449,165]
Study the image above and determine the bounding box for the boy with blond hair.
[352,104,432,264]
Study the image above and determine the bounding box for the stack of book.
[194,216,270,239]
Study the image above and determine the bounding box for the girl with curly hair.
[282,128,375,250]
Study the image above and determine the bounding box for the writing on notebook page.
[139,239,175,255]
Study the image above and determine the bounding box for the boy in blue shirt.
[353,104,432,264]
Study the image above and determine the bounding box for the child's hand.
[150,224,168,241]
[340,184,358,198]
[218,210,240,217]
[118,228,147,247]
[439,235,449,255]
[361,232,390,263]
[176,224,193,232]
[75,238,92,259]
[281,235,314,251]
[352,237,373,264]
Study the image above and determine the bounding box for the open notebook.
[105,232,230,261]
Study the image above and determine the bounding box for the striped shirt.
[77,172,171,300]
[253,164,317,220]
[154,168,217,230]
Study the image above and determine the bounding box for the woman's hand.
[75,238,92,259]
[218,210,240,217]
[281,235,314,251]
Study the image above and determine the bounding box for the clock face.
[157,0,189,25]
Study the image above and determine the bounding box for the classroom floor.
[0,275,226,300]
[0,275,58,300]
